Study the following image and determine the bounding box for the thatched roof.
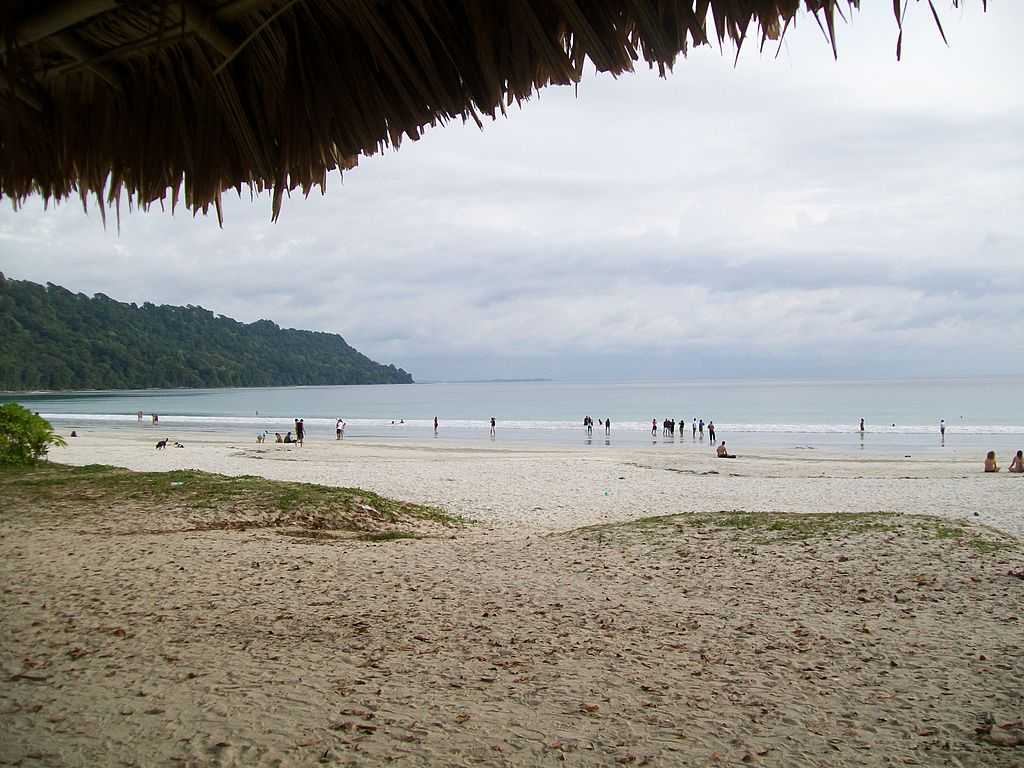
[1,1,978,222]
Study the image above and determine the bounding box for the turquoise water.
[5,377,1022,455]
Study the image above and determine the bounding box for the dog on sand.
[156,438,168,450]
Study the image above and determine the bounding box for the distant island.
[0,275,413,390]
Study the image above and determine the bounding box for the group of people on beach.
[269,418,305,445]
[642,417,734,457]
[985,450,1023,473]
[648,417,716,443]
[247,415,1015,475]
[583,416,611,436]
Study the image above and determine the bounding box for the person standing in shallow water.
[708,421,716,443]
[940,419,946,443]
[434,416,439,435]
[605,418,611,436]
[296,418,305,446]
[490,417,496,438]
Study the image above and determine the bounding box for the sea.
[4,377,1022,457]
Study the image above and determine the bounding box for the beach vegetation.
[0,464,464,534]
[0,404,66,467]
[575,511,1017,555]
[914,519,1017,555]
[579,511,900,541]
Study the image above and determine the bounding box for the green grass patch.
[911,518,1017,555]
[578,511,901,542]
[0,463,464,533]
[574,511,1018,555]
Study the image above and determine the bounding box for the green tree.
[0,277,414,390]
[0,404,66,466]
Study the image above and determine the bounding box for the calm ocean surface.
[5,377,1022,456]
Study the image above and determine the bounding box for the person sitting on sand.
[984,451,999,472]
[284,431,294,444]
[274,432,283,443]
[716,441,736,459]
[1009,450,1024,474]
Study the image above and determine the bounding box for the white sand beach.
[51,430,1024,536]
[2,429,1022,767]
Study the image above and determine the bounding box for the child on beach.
[984,451,999,472]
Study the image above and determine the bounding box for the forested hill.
[0,275,413,390]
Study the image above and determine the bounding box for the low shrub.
[0,404,66,466]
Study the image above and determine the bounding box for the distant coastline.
[418,378,553,384]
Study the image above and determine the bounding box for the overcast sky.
[2,4,1022,381]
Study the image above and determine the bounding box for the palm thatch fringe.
[0,1,983,222]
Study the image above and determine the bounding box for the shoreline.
[36,415,1024,460]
